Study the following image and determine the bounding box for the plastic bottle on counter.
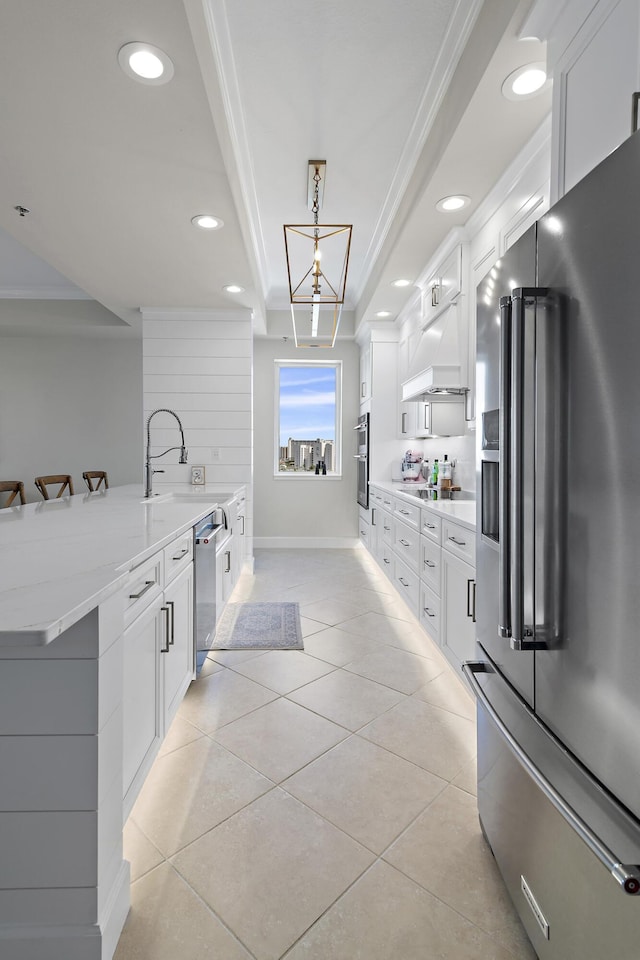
[422,459,430,483]
[431,459,439,485]
[440,454,452,489]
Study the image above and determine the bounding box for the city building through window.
[274,360,342,476]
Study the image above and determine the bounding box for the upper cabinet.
[421,244,463,329]
[544,0,640,201]
[401,241,470,403]
[359,340,372,406]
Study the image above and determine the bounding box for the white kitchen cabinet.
[233,488,246,582]
[163,562,194,728]
[393,554,419,614]
[442,517,475,566]
[393,514,420,574]
[549,0,640,201]
[393,496,420,530]
[420,580,441,643]
[122,597,162,814]
[441,548,476,672]
[420,243,463,329]
[358,507,370,550]
[216,535,234,618]
[398,400,418,440]
[413,399,466,439]
[122,529,196,816]
[421,536,441,594]
[359,340,371,404]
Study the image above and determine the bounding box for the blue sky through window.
[279,365,336,447]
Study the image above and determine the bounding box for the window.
[274,360,342,476]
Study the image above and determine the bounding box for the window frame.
[273,359,343,478]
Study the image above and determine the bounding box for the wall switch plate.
[191,466,205,485]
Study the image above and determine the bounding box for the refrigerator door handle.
[498,296,512,639]
[462,660,640,896]
[510,288,550,652]
[509,291,526,648]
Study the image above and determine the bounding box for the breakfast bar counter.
[0,484,237,960]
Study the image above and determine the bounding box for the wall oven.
[354,412,369,508]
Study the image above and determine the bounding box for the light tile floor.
[116,548,537,960]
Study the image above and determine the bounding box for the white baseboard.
[254,537,363,550]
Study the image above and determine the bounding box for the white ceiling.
[0,0,551,337]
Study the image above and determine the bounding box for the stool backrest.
[83,470,109,492]
[34,475,74,500]
[0,480,26,507]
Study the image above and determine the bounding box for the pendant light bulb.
[311,294,320,338]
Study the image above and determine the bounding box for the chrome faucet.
[144,408,188,498]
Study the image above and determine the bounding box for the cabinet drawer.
[421,509,442,545]
[163,531,193,586]
[369,487,383,506]
[379,543,394,578]
[442,519,476,565]
[393,555,419,614]
[359,512,370,548]
[380,510,394,545]
[421,538,441,595]
[124,552,163,627]
[381,493,394,512]
[393,517,420,573]
[420,582,441,643]
[394,498,420,530]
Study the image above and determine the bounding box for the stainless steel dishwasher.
[194,512,226,656]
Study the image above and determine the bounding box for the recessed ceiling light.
[391,279,411,288]
[435,195,471,213]
[191,215,224,230]
[502,62,550,101]
[376,310,392,317]
[223,284,244,294]
[118,42,174,85]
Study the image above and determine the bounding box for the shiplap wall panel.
[142,309,253,567]
[147,339,250,358]
[143,375,251,395]
[143,320,249,340]
[144,393,251,412]
[144,357,251,377]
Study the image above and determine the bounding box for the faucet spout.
[145,408,188,498]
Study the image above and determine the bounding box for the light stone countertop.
[0,483,238,647]
[369,480,477,532]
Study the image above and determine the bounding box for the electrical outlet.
[191,466,205,485]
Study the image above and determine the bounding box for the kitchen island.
[0,484,240,960]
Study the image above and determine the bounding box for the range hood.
[401,303,468,400]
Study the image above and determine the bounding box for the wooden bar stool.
[83,470,109,492]
[34,475,74,500]
[0,480,26,507]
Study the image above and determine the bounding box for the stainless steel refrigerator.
[468,128,640,958]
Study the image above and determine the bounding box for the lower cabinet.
[163,562,194,727]
[441,548,476,671]
[420,580,441,642]
[367,484,476,674]
[393,554,420,613]
[358,507,370,549]
[216,535,234,620]
[122,598,163,814]
[122,535,196,818]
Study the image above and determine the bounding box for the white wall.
[142,308,253,560]
[253,336,360,545]
[0,332,141,502]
